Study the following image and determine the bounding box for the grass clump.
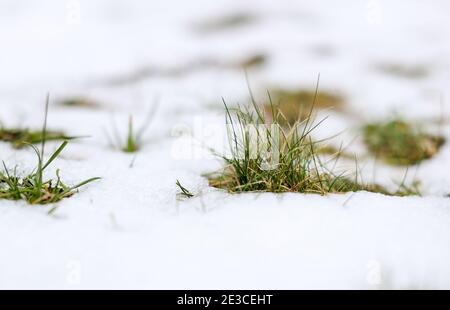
[363,119,445,166]
[0,97,100,205]
[265,89,344,126]
[108,116,149,153]
[0,143,100,205]
[107,103,158,153]
[208,86,385,195]
[58,97,100,109]
[0,127,75,149]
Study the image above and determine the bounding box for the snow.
[1,0,450,289]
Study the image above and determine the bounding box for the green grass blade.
[68,177,101,191]
[42,141,68,171]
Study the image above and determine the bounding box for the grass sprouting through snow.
[124,116,139,153]
[0,96,100,205]
[208,81,389,195]
[107,102,158,153]
[363,119,445,166]
[0,127,75,149]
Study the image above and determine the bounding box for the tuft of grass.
[207,84,388,195]
[265,89,344,126]
[107,116,146,153]
[0,96,100,205]
[107,103,158,153]
[0,127,75,149]
[363,119,445,166]
[176,180,194,199]
[58,97,100,109]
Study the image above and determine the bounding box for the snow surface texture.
[1,0,450,289]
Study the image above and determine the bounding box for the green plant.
[363,119,445,165]
[107,103,158,153]
[123,116,139,153]
[0,96,100,205]
[113,115,146,153]
[208,86,386,195]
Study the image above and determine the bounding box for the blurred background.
[1,0,449,117]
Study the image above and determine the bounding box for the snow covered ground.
[1,0,450,289]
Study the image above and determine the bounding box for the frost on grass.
[208,93,390,195]
[363,119,445,166]
[264,89,345,126]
